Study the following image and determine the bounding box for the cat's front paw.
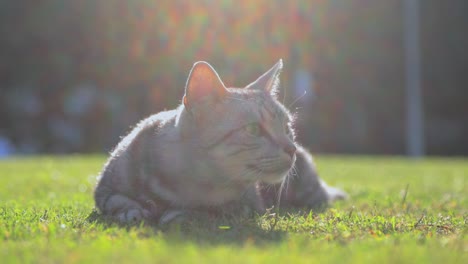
[116,208,152,224]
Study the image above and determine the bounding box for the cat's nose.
[283,143,297,158]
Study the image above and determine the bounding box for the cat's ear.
[183,61,227,108]
[245,59,283,96]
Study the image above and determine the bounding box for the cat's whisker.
[288,90,307,110]
[275,164,297,209]
[291,165,299,179]
[276,177,287,211]
[264,183,274,193]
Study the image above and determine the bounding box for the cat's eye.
[244,123,261,137]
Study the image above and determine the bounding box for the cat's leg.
[244,184,266,214]
[105,194,153,223]
[319,179,348,202]
[159,185,266,225]
[293,146,347,208]
[94,181,158,224]
[102,195,189,226]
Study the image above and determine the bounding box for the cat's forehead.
[225,89,289,122]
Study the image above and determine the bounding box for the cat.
[94,59,346,225]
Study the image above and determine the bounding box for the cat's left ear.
[183,61,228,109]
[245,59,283,96]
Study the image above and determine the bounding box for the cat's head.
[181,60,296,185]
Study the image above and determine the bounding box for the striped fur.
[94,60,346,224]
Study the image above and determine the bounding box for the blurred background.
[0,0,467,157]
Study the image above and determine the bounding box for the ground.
[1,155,466,263]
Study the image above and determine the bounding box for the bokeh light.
[0,0,466,155]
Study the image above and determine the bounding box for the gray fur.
[94,60,347,224]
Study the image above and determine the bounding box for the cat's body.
[94,60,346,224]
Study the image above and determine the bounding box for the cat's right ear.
[245,59,283,96]
[183,61,227,109]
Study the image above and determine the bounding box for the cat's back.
[100,109,179,183]
[110,109,178,157]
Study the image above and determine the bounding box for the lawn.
[1,155,466,263]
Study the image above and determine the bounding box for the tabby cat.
[94,60,346,224]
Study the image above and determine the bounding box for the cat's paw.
[116,208,152,224]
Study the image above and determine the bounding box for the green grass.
[1,155,466,263]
